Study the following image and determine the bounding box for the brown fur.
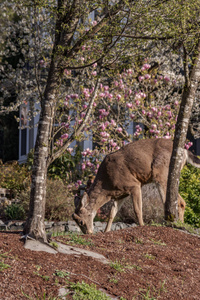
[73,138,197,233]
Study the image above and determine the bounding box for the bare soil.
[0,225,200,300]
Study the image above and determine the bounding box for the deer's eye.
[80,220,84,226]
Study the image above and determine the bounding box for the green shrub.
[48,147,82,181]
[0,160,30,194]
[5,203,26,220]
[179,165,200,227]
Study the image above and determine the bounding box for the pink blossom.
[61,133,69,139]
[111,119,116,126]
[145,74,151,80]
[147,112,152,118]
[92,20,97,26]
[81,151,87,157]
[185,142,193,149]
[164,76,170,82]
[92,62,97,68]
[100,131,110,138]
[157,111,162,117]
[116,94,122,101]
[141,63,151,71]
[64,69,71,75]
[91,71,97,76]
[174,100,179,106]
[139,76,144,82]
[135,100,140,106]
[101,138,107,143]
[108,93,113,99]
[104,86,109,91]
[65,95,70,101]
[167,111,172,118]
[86,161,92,167]
[130,114,135,119]
[164,132,171,139]
[114,81,119,86]
[81,163,86,170]
[70,93,79,99]
[142,110,146,115]
[99,92,105,98]
[100,123,106,131]
[126,103,132,108]
[127,69,133,74]
[116,127,122,133]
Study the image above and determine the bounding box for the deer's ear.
[74,195,81,208]
[80,192,89,208]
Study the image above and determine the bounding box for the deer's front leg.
[104,198,125,232]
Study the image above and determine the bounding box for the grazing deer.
[73,138,199,234]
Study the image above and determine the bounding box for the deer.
[73,138,199,234]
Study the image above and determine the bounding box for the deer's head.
[72,192,94,234]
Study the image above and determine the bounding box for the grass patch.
[0,260,11,272]
[0,251,12,272]
[109,260,125,272]
[109,259,142,273]
[149,238,166,246]
[144,254,156,260]
[54,269,70,278]
[69,281,111,300]
[139,280,167,299]
[56,232,94,246]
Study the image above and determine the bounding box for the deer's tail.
[186,150,200,168]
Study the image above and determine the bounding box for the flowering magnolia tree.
[54,62,185,190]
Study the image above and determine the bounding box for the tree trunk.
[23,58,60,241]
[165,39,200,222]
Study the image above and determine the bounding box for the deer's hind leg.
[130,184,144,226]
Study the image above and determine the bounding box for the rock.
[56,242,109,264]
[66,220,81,233]
[24,239,57,254]
[45,221,54,229]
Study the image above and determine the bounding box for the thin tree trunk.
[165,39,200,221]
[24,58,60,241]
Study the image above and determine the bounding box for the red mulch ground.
[0,225,200,299]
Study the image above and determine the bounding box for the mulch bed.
[0,225,200,299]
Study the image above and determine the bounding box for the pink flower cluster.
[185,142,193,150]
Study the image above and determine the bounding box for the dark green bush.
[48,147,82,181]
[179,165,200,227]
[5,203,26,220]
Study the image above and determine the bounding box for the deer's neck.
[87,181,110,212]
